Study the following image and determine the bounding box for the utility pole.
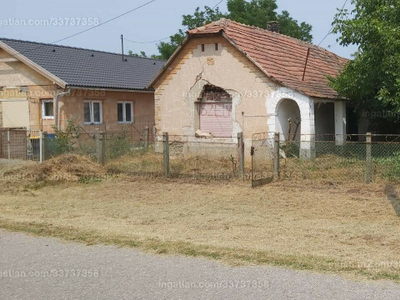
[121,34,125,61]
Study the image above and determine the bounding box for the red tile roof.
[188,19,349,99]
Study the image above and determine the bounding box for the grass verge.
[0,174,400,283]
[1,218,400,282]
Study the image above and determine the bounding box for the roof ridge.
[0,37,166,62]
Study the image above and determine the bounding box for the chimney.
[121,34,125,62]
[267,21,280,33]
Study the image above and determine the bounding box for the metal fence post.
[163,132,170,177]
[96,132,105,165]
[274,132,280,180]
[7,129,11,160]
[366,132,372,184]
[39,131,47,163]
[237,132,245,179]
[144,126,149,149]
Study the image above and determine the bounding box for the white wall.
[277,99,301,141]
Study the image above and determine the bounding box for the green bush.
[46,120,79,157]
[106,132,133,159]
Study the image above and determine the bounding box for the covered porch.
[267,88,347,159]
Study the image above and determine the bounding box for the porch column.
[334,101,346,145]
[299,100,315,159]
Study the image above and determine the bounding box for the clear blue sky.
[2,0,357,59]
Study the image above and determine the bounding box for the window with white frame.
[84,100,103,124]
[117,102,133,124]
[42,99,54,119]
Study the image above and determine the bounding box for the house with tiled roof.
[149,19,353,157]
[0,38,165,133]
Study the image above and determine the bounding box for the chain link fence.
[166,135,240,179]
[0,128,41,161]
[251,133,400,185]
[4,126,400,185]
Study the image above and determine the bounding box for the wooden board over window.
[198,85,233,138]
[199,103,233,137]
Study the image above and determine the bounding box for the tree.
[130,0,313,60]
[227,0,312,42]
[128,50,161,60]
[156,6,225,60]
[331,0,400,124]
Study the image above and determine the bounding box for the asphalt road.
[1,230,400,300]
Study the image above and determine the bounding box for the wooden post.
[152,126,157,153]
[7,129,11,160]
[144,126,149,149]
[96,132,105,165]
[163,132,170,177]
[39,131,47,163]
[0,130,3,158]
[274,132,280,180]
[366,132,372,184]
[237,132,245,179]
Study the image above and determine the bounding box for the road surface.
[1,230,400,299]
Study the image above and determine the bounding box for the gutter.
[68,86,155,94]
[54,89,71,130]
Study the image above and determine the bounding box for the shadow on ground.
[385,185,400,217]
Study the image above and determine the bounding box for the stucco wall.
[153,36,277,144]
[27,88,155,133]
[0,49,53,86]
[0,49,54,130]
[0,48,155,133]
[27,85,59,132]
[59,90,154,134]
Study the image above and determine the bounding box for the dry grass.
[0,170,400,282]
[0,155,106,193]
[106,151,239,177]
[3,154,105,183]
[281,155,367,183]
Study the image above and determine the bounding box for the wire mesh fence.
[166,135,239,179]
[0,129,41,161]
[251,132,275,186]
[251,133,400,185]
[5,125,400,185]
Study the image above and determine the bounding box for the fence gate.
[251,132,275,187]
[0,129,29,160]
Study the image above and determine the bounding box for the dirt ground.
[1,158,400,282]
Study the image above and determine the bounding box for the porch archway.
[276,98,301,142]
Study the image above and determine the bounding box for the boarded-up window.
[198,85,232,137]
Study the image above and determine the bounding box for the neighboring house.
[149,19,351,157]
[0,38,164,134]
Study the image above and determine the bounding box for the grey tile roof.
[0,38,165,91]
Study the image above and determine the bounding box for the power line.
[125,0,226,45]
[212,0,225,9]
[125,36,170,45]
[317,0,348,47]
[51,0,157,45]
[12,0,158,56]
